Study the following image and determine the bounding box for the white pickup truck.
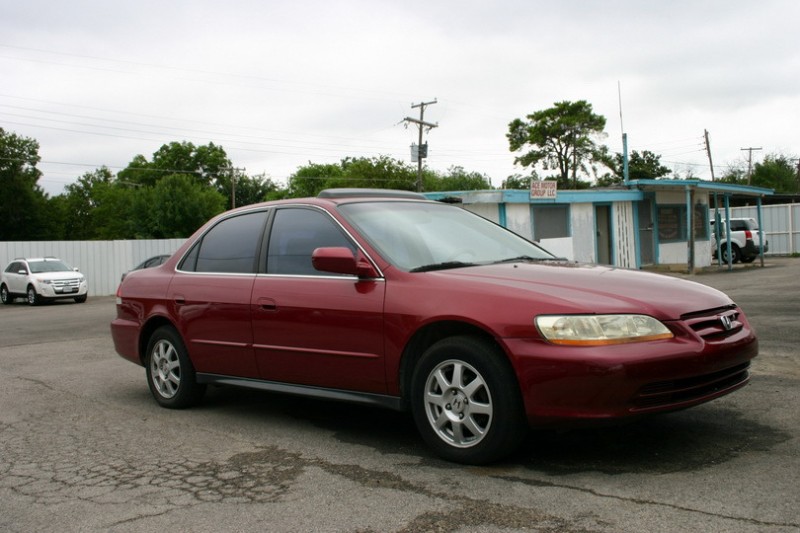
[710,217,768,263]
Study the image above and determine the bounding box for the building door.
[637,201,655,266]
[595,205,613,265]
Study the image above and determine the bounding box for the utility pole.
[740,146,762,184]
[224,167,245,209]
[404,99,438,192]
[704,129,715,181]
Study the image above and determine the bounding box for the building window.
[531,205,570,240]
[657,204,709,242]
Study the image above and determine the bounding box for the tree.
[427,166,492,191]
[601,150,671,185]
[337,156,418,191]
[750,153,798,193]
[59,167,115,239]
[507,100,608,189]
[216,170,281,208]
[146,174,225,238]
[118,141,232,188]
[0,128,50,240]
[287,162,344,198]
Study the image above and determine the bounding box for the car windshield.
[28,260,72,273]
[339,201,555,271]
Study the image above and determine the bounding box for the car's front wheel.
[410,336,527,464]
[0,284,12,305]
[26,285,41,306]
[145,326,206,409]
[74,294,87,303]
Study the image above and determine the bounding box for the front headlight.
[35,278,54,284]
[535,314,674,346]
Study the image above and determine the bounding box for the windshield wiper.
[410,261,477,273]
[493,255,558,264]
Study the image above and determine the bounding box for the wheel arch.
[138,316,179,365]
[397,320,516,410]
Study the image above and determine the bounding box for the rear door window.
[180,211,268,274]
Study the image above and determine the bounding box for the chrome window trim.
[174,203,385,279]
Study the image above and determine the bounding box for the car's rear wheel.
[410,336,526,464]
[145,326,206,408]
[26,285,41,306]
[1,284,12,305]
[721,244,741,264]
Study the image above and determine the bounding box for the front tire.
[145,326,206,408]
[410,336,526,464]
[27,286,41,306]
[74,294,87,303]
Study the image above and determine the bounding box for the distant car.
[1,257,88,305]
[121,254,171,281]
[710,217,768,263]
[111,189,758,464]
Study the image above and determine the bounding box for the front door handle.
[257,297,277,311]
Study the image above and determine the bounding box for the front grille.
[51,278,81,291]
[632,362,750,410]
[681,305,743,341]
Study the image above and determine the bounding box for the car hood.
[437,262,734,320]
[32,271,82,280]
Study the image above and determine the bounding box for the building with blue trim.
[424,180,773,272]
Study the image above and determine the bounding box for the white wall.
[0,239,185,297]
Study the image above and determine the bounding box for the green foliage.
[426,166,492,192]
[0,128,51,240]
[146,174,225,238]
[59,167,115,239]
[216,171,281,208]
[118,141,231,188]
[283,157,492,198]
[751,154,798,193]
[287,162,345,197]
[507,100,608,189]
[603,150,671,184]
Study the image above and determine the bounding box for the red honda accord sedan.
[111,189,758,464]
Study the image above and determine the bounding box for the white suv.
[1,257,88,305]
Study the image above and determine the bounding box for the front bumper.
[36,281,88,299]
[504,308,758,426]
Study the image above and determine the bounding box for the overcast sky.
[2,0,798,196]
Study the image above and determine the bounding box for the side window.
[267,208,355,275]
[181,211,268,274]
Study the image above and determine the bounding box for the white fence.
[718,203,800,256]
[0,239,185,297]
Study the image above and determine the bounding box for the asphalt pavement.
[1,258,798,532]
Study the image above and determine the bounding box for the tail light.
[744,230,752,240]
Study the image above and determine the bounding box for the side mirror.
[311,247,378,278]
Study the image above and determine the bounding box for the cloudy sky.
[2,0,798,196]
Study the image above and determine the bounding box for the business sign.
[530,180,557,199]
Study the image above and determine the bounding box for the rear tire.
[145,326,206,409]
[721,244,741,264]
[0,284,12,305]
[410,336,527,464]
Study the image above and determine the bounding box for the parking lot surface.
[1,258,798,532]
